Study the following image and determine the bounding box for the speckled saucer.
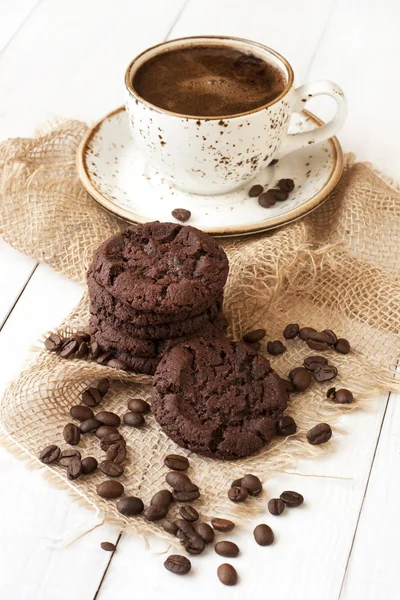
[77,106,343,237]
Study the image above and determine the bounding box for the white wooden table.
[0,1,399,598]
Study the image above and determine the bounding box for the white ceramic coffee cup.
[125,36,347,195]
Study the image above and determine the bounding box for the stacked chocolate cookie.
[88,221,229,374]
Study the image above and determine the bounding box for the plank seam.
[0,0,43,58]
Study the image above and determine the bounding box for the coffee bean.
[249,341,261,351]
[267,340,286,355]
[253,524,274,546]
[307,423,332,445]
[211,518,235,532]
[164,554,191,575]
[215,541,239,558]
[123,412,145,427]
[107,358,128,370]
[321,329,337,345]
[171,208,191,222]
[231,477,243,488]
[242,328,266,344]
[82,387,102,407]
[332,388,354,404]
[96,411,121,427]
[228,486,248,503]
[96,352,112,365]
[117,496,144,516]
[303,355,328,371]
[163,520,179,535]
[334,338,351,354]
[97,480,124,499]
[100,433,125,451]
[96,426,119,439]
[180,506,199,522]
[45,333,62,352]
[75,342,89,359]
[99,460,124,478]
[81,456,98,474]
[165,471,197,493]
[101,542,116,552]
[70,405,94,421]
[67,457,82,480]
[194,522,214,544]
[298,327,317,340]
[164,454,189,471]
[144,505,169,521]
[106,442,126,464]
[39,444,60,464]
[128,398,150,414]
[278,178,295,192]
[268,498,285,515]
[280,490,304,507]
[306,339,329,351]
[79,418,102,433]
[76,332,91,342]
[59,339,78,358]
[283,323,299,339]
[241,474,262,496]
[217,563,237,586]
[151,490,173,507]
[327,386,336,399]
[276,415,297,436]
[249,184,264,197]
[312,364,338,382]
[59,449,81,466]
[289,367,312,392]
[63,423,81,445]
[175,520,205,555]
[280,377,296,394]
[89,342,102,360]
[172,490,200,502]
[258,190,276,208]
[97,378,110,397]
[273,188,289,201]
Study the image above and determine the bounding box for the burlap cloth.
[0,120,399,545]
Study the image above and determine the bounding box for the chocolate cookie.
[89,222,229,314]
[152,338,288,459]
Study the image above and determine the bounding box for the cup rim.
[124,35,294,120]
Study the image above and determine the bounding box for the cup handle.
[277,80,347,157]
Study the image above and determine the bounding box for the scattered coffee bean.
[278,178,295,192]
[175,520,205,555]
[307,423,332,445]
[280,377,296,394]
[331,388,354,404]
[267,340,286,355]
[100,433,125,451]
[117,496,144,516]
[163,520,179,535]
[228,486,248,503]
[242,328,266,344]
[82,387,102,407]
[67,457,82,480]
[298,327,317,340]
[171,208,191,222]
[280,490,304,507]
[334,338,351,354]
[269,158,279,166]
[101,542,116,552]
[164,454,189,471]
[45,333,63,352]
[128,398,150,414]
[97,378,110,397]
[217,563,238,586]
[253,524,274,546]
[151,490,173,507]
[76,332,91,342]
[327,386,336,399]
[231,477,243,488]
[268,498,285,516]
[70,405,94,421]
[249,184,264,197]
[96,426,120,439]
[321,329,337,345]
[106,442,126,464]
[107,358,128,370]
[273,188,289,201]
[303,355,328,371]
[59,339,78,358]
[241,474,262,496]
[39,444,60,464]
[164,554,191,576]
[276,415,297,436]
[63,423,81,445]
[75,342,89,359]
[99,460,124,478]
[249,341,261,351]
[306,339,329,351]
[81,456,98,474]
[283,323,299,339]
[166,471,197,492]
[144,505,169,521]
[123,412,145,427]
[89,342,102,360]
[211,518,235,532]
[180,506,199,522]
[289,367,312,392]
[96,411,121,427]
[79,418,101,433]
[258,190,277,208]
[215,541,239,558]
[172,490,200,502]
[312,364,338,382]
[96,352,112,365]
[194,522,214,544]
[96,480,124,499]
[308,331,332,344]
[59,449,81,466]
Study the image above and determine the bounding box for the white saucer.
[77,107,343,237]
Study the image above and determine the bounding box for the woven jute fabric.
[0,121,399,544]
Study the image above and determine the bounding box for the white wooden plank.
[0,0,39,51]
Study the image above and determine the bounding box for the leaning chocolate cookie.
[152,338,288,459]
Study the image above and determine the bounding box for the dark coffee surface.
[133,44,286,117]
